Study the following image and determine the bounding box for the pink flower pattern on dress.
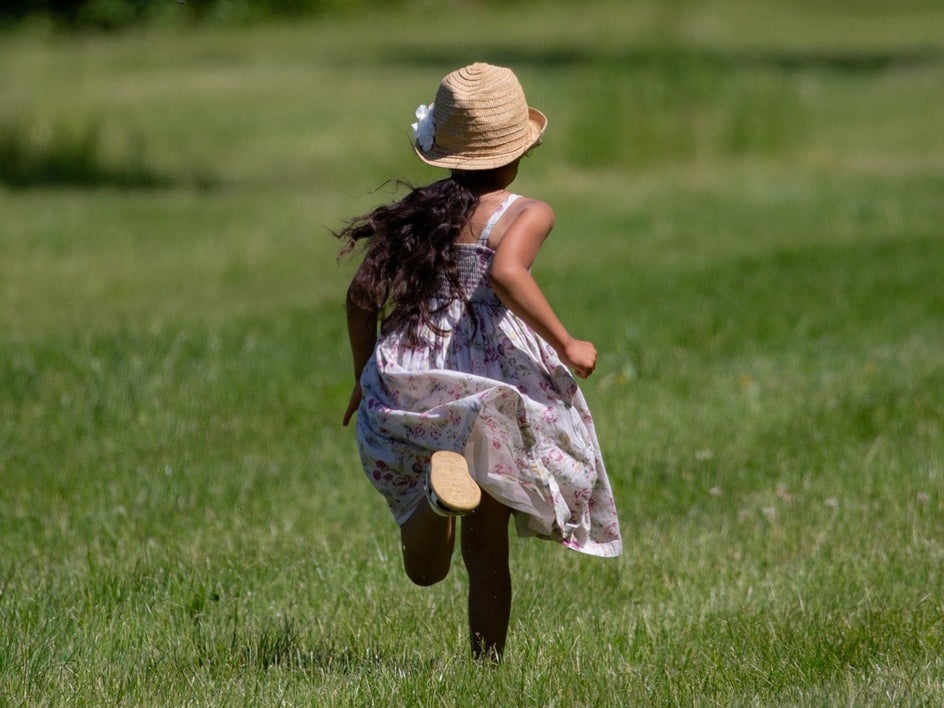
[354,195,621,557]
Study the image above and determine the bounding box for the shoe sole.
[429,451,481,513]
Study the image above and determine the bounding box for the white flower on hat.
[411,103,435,152]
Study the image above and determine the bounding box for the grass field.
[2,0,944,704]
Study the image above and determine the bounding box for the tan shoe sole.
[428,451,481,514]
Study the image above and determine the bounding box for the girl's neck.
[452,160,520,196]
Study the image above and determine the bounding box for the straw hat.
[412,62,547,170]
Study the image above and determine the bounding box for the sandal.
[426,451,481,516]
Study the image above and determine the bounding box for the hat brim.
[414,108,547,171]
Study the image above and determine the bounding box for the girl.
[338,63,621,661]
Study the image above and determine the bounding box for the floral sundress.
[355,194,622,557]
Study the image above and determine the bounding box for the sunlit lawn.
[2,1,943,703]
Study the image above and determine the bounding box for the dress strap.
[479,193,521,245]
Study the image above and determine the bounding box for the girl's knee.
[403,559,449,586]
[398,504,456,586]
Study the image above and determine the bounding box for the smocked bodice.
[434,244,502,306]
[433,193,520,307]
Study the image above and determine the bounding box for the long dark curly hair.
[336,176,480,340]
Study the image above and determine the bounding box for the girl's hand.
[342,382,362,426]
[562,338,597,378]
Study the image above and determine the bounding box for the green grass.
[2,0,944,703]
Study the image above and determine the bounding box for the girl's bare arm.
[343,270,378,425]
[488,202,597,378]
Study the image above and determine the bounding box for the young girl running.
[338,63,621,661]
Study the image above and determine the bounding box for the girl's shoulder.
[487,195,555,247]
[510,195,554,220]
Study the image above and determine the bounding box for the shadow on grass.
[0,118,216,190]
[388,44,944,74]
[186,606,441,677]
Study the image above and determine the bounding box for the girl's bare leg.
[400,500,456,586]
[461,492,512,661]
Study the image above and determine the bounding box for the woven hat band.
[414,63,547,171]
